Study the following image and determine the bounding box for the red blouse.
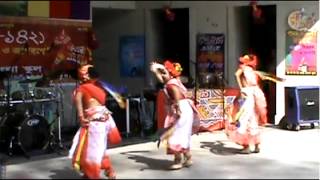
[76,80,107,105]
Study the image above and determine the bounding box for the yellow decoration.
[158,126,175,149]
[73,129,88,171]
[28,1,49,17]
[174,63,183,72]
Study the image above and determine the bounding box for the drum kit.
[0,72,66,158]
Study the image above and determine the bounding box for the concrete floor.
[1,125,319,179]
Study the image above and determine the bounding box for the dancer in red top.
[150,60,200,170]
[68,64,121,179]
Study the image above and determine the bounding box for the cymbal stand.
[57,83,65,150]
[56,99,63,150]
[5,50,30,157]
[4,72,14,157]
[5,83,30,159]
[49,83,65,154]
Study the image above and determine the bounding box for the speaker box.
[285,86,319,126]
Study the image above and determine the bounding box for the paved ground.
[1,125,319,179]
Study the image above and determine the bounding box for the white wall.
[92,9,145,95]
[91,1,136,9]
[274,1,319,124]
[92,1,319,123]
[137,1,319,125]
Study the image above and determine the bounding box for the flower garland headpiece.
[239,54,258,68]
[163,60,183,77]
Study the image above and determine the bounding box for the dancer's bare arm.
[235,68,244,89]
[75,91,89,127]
[167,85,183,116]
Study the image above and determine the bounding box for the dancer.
[225,54,284,154]
[150,60,200,170]
[68,64,122,179]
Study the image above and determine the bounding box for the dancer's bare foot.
[169,153,183,170]
[169,163,183,170]
[239,145,251,154]
[252,144,260,153]
[105,169,116,179]
[183,152,193,167]
[81,174,88,179]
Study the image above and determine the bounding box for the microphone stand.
[4,71,14,157]
[190,60,198,106]
[52,85,65,154]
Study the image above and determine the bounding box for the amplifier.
[285,86,319,130]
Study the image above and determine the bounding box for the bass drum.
[1,113,50,153]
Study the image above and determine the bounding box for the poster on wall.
[196,33,224,88]
[0,16,93,82]
[285,30,317,75]
[119,36,145,77]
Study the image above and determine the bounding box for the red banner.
[0,16,95,79]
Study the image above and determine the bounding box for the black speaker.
[106,97,127,133]
[297,88,319,120]
[106,96,143,136]
[285,86,319,128]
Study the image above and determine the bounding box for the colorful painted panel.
[187,89,237,131]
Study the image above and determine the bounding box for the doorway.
[248,5,277,124]
[232,5,277,124]
[150,8,190,77]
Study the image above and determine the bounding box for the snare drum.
[0,113,50,152]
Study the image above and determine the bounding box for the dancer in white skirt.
[150,60,200,170]
[69,64,122,179]
[225,54,284,154]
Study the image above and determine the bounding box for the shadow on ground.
[0,132,157,166]
[121,150,172,171]
[200,141,240,155]
[49,167,82,179]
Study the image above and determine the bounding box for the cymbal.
[19,78,42,83]
[46,68,78,80]
[34,69,78,87]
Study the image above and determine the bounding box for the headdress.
[78,64,93,80]
[163,60,183,77]
[78,64,93,74]
[239,54,258,68]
